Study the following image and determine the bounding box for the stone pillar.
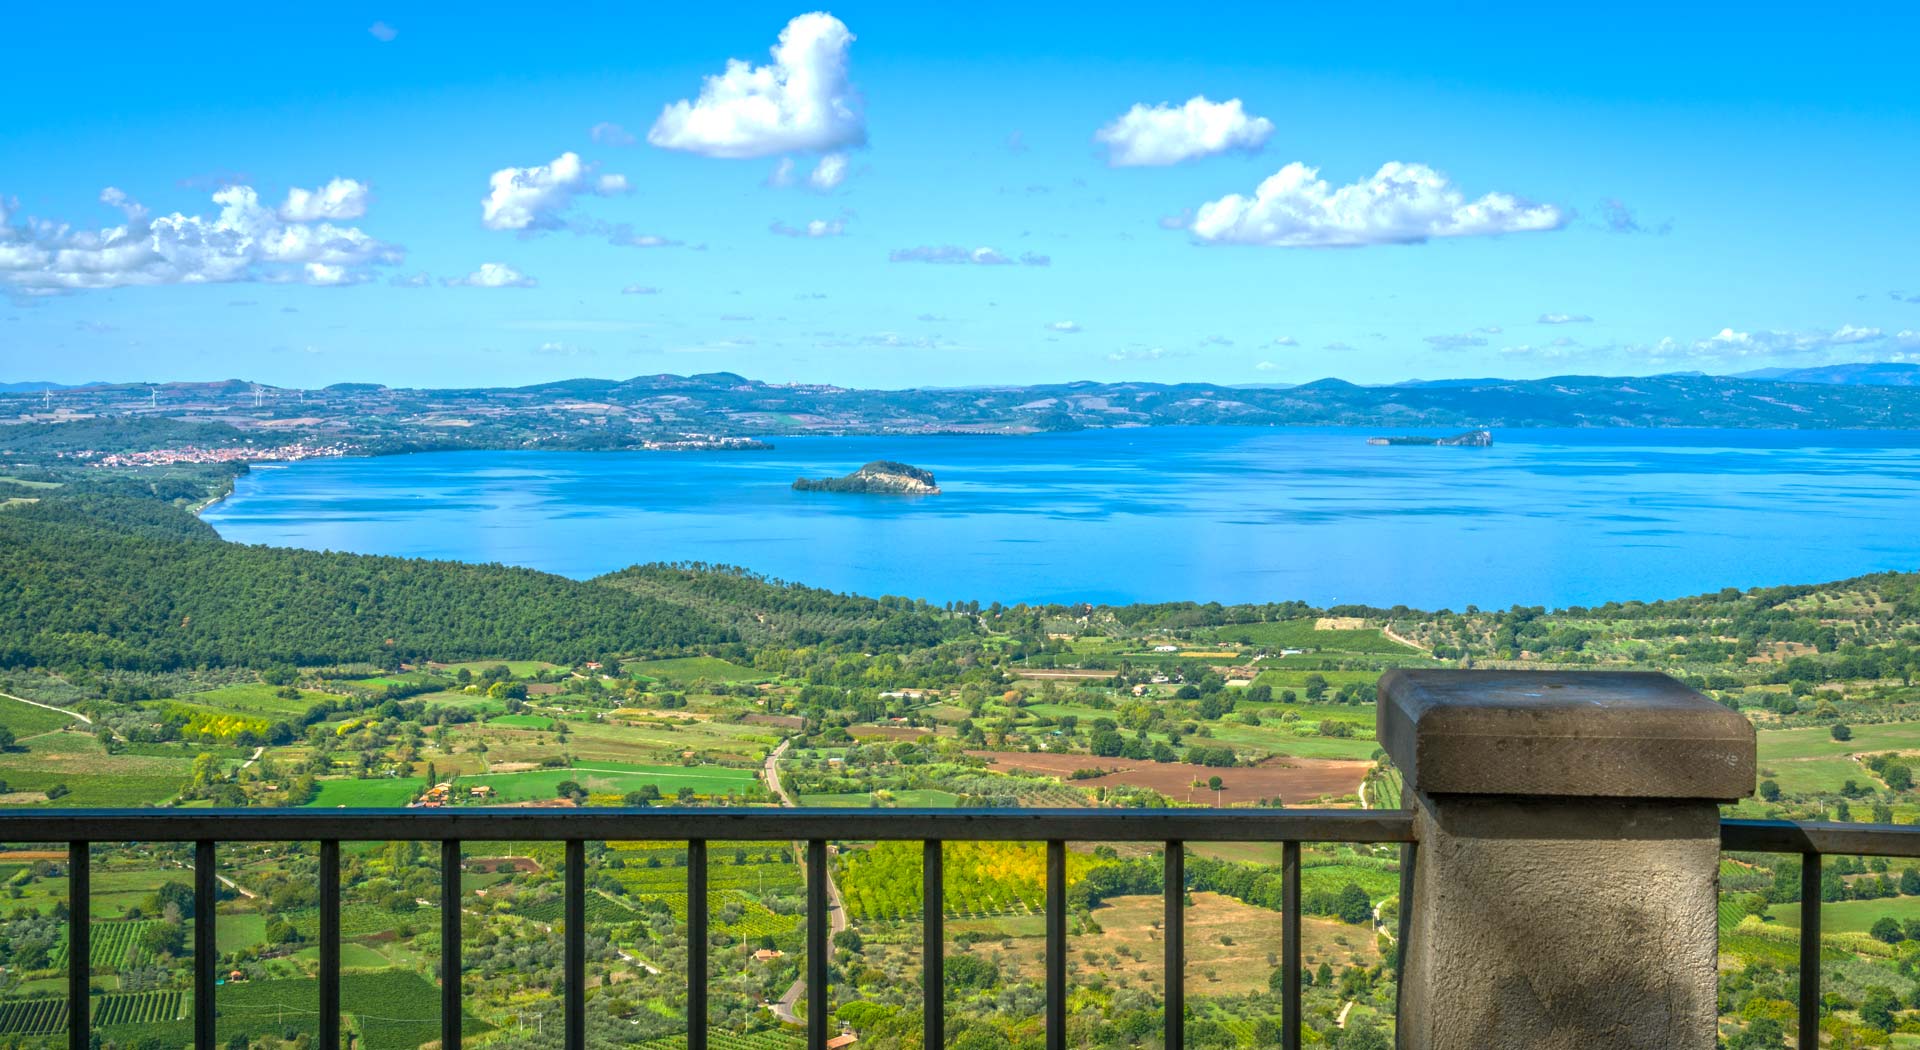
[1379,670,1755,1050]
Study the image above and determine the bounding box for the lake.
[201,427,1920,610]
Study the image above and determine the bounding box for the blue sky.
[4,2,1919,388]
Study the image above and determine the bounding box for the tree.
[1831,723,1853,742]
[1885,763,1913,791]
[554,780,585,801]
[1303,674,1329,701]
[1758,780,1781,802]
[1900,867,1920,896]
[1335,883,1372,925]
[1860,986,1900,1031]
[0,726,15,752]
[1870,916,1904,943]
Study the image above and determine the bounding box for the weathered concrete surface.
[1399,795,1724,1050]
[1382,671,1751,1050]
[1379,669,1754,801]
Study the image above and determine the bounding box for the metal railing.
[0,807,1416,1050]
[1721,819,1920,1049]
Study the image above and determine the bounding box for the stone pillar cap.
[1378,669,1754,802]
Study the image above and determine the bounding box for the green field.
[0,695,80,738]
[1208,620,1421,656]
[303,777,426,808]
[462,763,758,802]
[435,660,559,676]
[487,713,556,730]
[1764,893,1920,934]
[627,656,768,682]
[796,789,959,808]
[177,682,319,718]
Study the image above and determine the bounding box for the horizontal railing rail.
[1722,818,1920,1050]
[3,807,1415,1050]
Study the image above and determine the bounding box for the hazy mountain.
[1736,363,1920,387]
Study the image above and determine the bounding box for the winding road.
[762,738,847,1026]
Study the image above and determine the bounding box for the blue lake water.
[201,427,1920,610]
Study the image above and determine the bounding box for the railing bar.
[1394,840,1417,1025]
[1800,851,1820,1049]
[807,839,829,1050]
[688,840,708,1050]
[319,840,340,1050]
[0,808,1417,844]
[1282,840,1301,1050]
[565,839,585,1050]
[67,842,88,1050]
[194,840,215,1050]
[441,839,462,1050]
[923,840,943,1050]
[1046,839,1065,1050]
[1164,841,1183,1050]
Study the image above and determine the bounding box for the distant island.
[1368,430,1493,447]
[793,460,941,495]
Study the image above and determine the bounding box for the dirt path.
[1381,625,1432,655]
[0,691,92,726]
[762,738,847,1026]
[241,746,265,769]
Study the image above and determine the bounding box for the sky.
[3,2,1919,389]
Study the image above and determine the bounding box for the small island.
[793,460,942,494]
[1367,429,1493,447]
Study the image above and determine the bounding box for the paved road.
[762,738,847,1026]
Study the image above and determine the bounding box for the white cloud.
[888,245,1050,266]
[809,153,849,190]
[482,152,629,232]
[648,13,864,159]
[770,218,846,237]
[590,122,637,147]
[533,341,593,356]
[766,158,796,187]
[1254,360,1279,371]
[389,271,433,288]
[1108,347,1166,362]
[1538,312,1593,325]
[280,178,370,222]
[1271,335,1298,347]
[1424,332,1488,350]
[0,183,401,294]
[368,21,397,42]
[1190,161,1565,247]
[1046,321,1081,333]
[446,262,536,288]
[1095,96,1273,167]
[621,284,661,295]
[1322,341,1355,351]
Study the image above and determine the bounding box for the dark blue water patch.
[201,427,1920,609]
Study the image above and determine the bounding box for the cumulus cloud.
[1538,312,1592,325]
[446,262,536,288]
[770,218,846,237]
[482,152,629,232]
[888,245,1050,266]
[279,178,370,222]
[1107,347,1166,362]
[389,271,433,288]
[648,13,864,159]
[1271,335,1298,347]
[1683,324,1882,358]
[533,341,592,356]
[1045,321,1081,333]
[1095,96,1274,167]
[368,21,397,42]
[0,183,402,294]
[621,284,661,295]
[590,122,638,147]
[809,153,849,190]
[1254,360,1280,371]
[1189,161,1565,248]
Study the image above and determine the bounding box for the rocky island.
[1367,429,1493,447]
[792,460,942,495]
